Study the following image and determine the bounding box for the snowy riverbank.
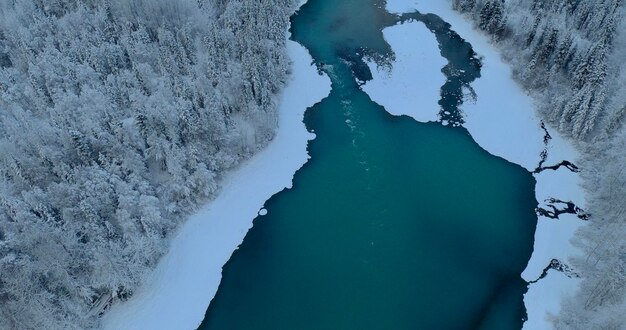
[372,1,587,329]
[101,27,331,330]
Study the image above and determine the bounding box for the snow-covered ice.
[101,25,331,330]
[380,1,587,329]
[524,269,583,328]
[363,22,446,122]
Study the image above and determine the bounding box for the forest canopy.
[0,0,296,328]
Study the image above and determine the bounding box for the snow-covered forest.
[453,0,626,328]
[0,0,295,328]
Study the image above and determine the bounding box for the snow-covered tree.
[0,0,297,328]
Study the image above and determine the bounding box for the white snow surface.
[101,35,331,330]
[524,269,583,328]
[363,22,446,122]
[379,1,587,329]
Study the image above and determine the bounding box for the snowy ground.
[101,27,331,330]
[374,1,587,329]
[362,22,446,123]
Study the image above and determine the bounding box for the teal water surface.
[199,1,538,329]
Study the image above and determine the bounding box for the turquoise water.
[199,1,538,329]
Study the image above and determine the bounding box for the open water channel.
[199,1,538,329]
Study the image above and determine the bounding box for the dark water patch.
[536,198,589,220]
[528,259,581,284]
[328,15,349,32]
[336,47,374,83]
[394,11,482,127]
[541,121,553,144]
[534,160,580,174]
[534,122,580,174]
